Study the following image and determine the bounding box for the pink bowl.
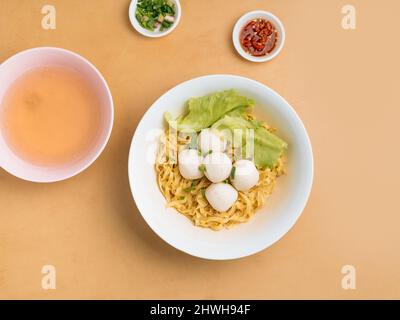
[0,47,114,182]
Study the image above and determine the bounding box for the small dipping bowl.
[233,10,285,63]
[0,47,114,183]
[129,0,181,38]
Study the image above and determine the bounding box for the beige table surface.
[1,0,400,299]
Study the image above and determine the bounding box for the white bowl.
[129,0,181,38]
[232,11,286,62]
[128,75,313,260]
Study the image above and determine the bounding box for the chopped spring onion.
[184,180,199,192]
[230,166,236,179]
[198,164,206,173]
[135,0,176,32]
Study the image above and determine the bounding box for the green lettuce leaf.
[212,115,287,168]
[165,90,254,132]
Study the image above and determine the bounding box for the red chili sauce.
[240,19,278,57]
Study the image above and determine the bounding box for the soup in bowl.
[0,47,113,182]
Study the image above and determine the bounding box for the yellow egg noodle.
[155,118,286,231]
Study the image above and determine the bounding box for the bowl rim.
[128,74,314,260]
[0,46,114,183]
[232,10,286,63]
[129,0,182,38]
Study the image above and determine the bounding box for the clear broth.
[1,65,101,167]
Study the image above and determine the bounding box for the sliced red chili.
[239,18,278,57]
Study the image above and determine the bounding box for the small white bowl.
[232,10,285,63]
[129,0,181,38]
